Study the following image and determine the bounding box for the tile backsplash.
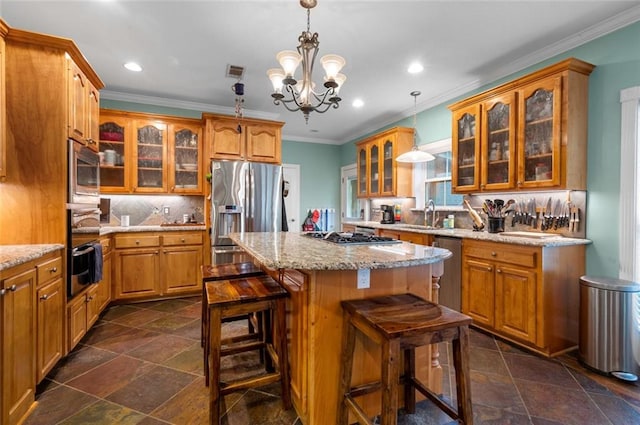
[102,195,205,226]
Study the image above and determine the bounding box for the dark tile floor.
[25,296,640,425]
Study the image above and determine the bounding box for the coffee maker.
[380,205,395,224]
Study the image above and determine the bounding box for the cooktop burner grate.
[304,232,401,245]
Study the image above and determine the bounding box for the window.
[413,139,464,208]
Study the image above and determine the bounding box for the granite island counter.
[229,232,452,425]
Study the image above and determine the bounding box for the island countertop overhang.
[229,232,452,270]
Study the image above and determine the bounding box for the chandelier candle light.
[267,0,346,124]
[396,91,436,163]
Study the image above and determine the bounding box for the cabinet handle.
[40,294,50,301]
[163,250,167,254]
[50,267,58,273]
[497,269,502,273]
[491,252,497,256]
[155,251,159,255]
[0,288,5,296]
[86,296,93,302]
[136,240,140,244]
[487,267,492,272]
[9,284,17,292]
[181,238,185,243]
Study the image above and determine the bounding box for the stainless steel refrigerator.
[210,160,282,265]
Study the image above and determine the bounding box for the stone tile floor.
[25,296,640,424]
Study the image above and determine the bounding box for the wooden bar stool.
[337,293,473,425]
[206,274,291,424]
[201,263,266,384]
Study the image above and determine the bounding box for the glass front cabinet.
[99,116,129,192]
[449,58,594,193]
[170,122,202,194]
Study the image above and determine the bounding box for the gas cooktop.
[304,232,401,245]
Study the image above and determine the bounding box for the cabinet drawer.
[100,237,111,254]
[115,235,160,249]
[163,233,203,246]
[463,240,537,268]
[37,256,63,284]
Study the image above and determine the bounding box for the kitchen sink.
[501,231,562,239]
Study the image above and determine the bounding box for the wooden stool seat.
[338,293,473,425]
[206,274,291,424]
[201,263,266,383]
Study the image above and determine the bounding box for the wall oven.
[67,139,102,298]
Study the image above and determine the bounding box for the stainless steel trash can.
[579,276,640,381]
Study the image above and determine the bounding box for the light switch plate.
[357,268,370,289]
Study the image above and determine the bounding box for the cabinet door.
[356,145,367,197]
[482,94,516,191]
[36,277,64,383]
[462,258,494,327]
[97,251,111,313]
[169,123,202,194]
[210,119,244,160]
[2,269,36,425]
[114,248,161,300]
[452,105,481,192]
[99,116,130,192]
[86,285,100,329]
[162,245,202,295]
[67,293,87,352]
[380,137,395,196]
[517,76,562,189]
[68,59,87,143]
[86,81,100,152]
[134,120,167,192]
[246,124,281,163]
[495,265,537,343]
[0,34,6,179]
[368,141,380,196]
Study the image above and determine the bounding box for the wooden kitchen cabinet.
[97,237,112,312]
[1,263,36,425]
[68,57,100,151]
[35,253,64,382]
[356,127,414,198]
[112,231,204,301]
[99,109,204,194]
[204,113,284,164]
[0,20,7,180]
[67,284,99,352]
[462,239,585,356]
[377,228,431,245]
[449,58,594,193]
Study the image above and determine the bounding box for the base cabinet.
[36,278,64,382]
[462,239,584,356]
[67,285,99,352]
[112,231,204,301]
[377,228,431,245]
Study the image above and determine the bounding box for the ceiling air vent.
[226,65,245,79]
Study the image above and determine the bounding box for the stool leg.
[209,307,223,425]
[452,325,473,425]
[263,309,275,373]
[380,339,400,425]
[403,348,416,414]
[201,282,206,347]
[337,312,357,425]
[275,298,292,409]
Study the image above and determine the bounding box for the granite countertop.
[229,232,452,271]
[343,221,591,247]
[100,225,206,235]
[0,244,65,272]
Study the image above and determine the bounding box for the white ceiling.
[3,1,640,145]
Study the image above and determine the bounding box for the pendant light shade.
[396,91,435,163]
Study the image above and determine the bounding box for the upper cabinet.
[99,109,203,194]
[68,57,100,151]
[356,127,414,198]
[0,20,7,180]
[204,113,284,164]
[449,58,594,193]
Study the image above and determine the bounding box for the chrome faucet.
[425,199,436,228]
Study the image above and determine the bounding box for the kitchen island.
[229,232,452,425]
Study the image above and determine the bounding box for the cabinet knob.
[9,284,17,292]
[40,294,50,301]
[517,181,522,186]
[487,267,492,272]
[0,288,5,296]
[155,251,159,255]
[181,238,185,242]
[86,296,93,302]
[136,240,140,244]
[50,267,58,273]
[491,252,497,256]
[497,269,502,273]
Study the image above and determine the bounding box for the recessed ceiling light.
[124,62,142,72]
[408,62,424,74]
[352,98,364,108]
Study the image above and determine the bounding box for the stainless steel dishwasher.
[433,236,462,311]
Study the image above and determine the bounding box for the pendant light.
[396,91,435,163]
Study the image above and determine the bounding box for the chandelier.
[267,0,346,124]
[396,91,436,163]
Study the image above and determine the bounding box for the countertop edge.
[100,225,206,235]
[0,244,65,272]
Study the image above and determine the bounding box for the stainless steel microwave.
[68,139,100,208]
